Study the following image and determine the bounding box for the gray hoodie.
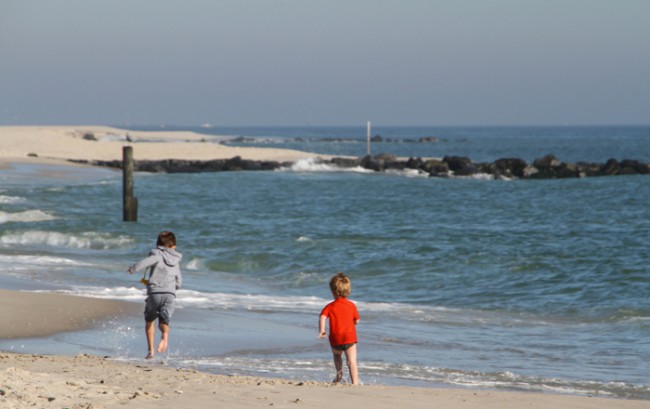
[130,246,182,295]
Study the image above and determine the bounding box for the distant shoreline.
[2,126,648,179]
[0,125,334,165]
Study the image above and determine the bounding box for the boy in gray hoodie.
[128,231,182,359]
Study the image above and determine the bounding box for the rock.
[232,136,254,142]
[375,153,397,161]
[620,159,650,175]
[330,157,361,168]
[421,159,449,176]
[443,156,475,176]
[533,154,561,169]
[603,159,620,175]
[529,155,563,178]
[493,158,528,178]
[73,154,650,180]
[576,162,603,177]
[555,162,579,178]
[223,156,246,171]
[373,153,406,171]
[417,136,439,143]
[405,157,423,169]
[523,165,539,178]
[361,153,397,172]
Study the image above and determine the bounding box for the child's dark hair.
[329,272,351,298]
[157,231,176,248]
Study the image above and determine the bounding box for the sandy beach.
[2,345,649,409]
[0,285,647,408]
[0,125,330,166]
[1,126,649,408]
[0,289,139,339]
[1,296,649,409]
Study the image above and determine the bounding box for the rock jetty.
[71,154,650,179]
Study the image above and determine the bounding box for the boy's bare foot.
[333,372,343,383]
[145,352,154,360]
[157,338,168,353]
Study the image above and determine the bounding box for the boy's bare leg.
[331,349,343,383]
[157,322,170,353]
[145,321,156,359]
[345,344,359,385]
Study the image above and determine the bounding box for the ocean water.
[142,124,650,163]
[1,126,649,400]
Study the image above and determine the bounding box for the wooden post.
[123,146,138,222]
[367,121,371,156]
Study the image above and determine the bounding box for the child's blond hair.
[329,272,351,298]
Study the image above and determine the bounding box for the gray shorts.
[144,293,176,324]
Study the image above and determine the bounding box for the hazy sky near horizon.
[1,0,649,126]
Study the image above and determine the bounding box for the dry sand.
[2,349,649,409]
[1,126,649,408]
[0,125,331,166]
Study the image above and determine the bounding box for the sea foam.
[0,230,133,249]
[0,210,57,223]
[280,158,373,174]
[0,195,26,204]
[0,254,88,268]
[47,285,328,312]
[37,286,146,302]
[54,284,453,319]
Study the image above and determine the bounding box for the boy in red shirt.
[318,272,360,385]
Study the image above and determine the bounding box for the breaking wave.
[0,230,133,249]
[0,195,27,204]
[0,210,58,223]
[280,158,373,173]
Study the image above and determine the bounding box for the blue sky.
[1,0,649,126]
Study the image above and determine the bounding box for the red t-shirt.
[320,297,360,347]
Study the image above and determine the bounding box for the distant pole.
[367,121,371,156]
[123,146,138,222]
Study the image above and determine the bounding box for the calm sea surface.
[1,126,649,399]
